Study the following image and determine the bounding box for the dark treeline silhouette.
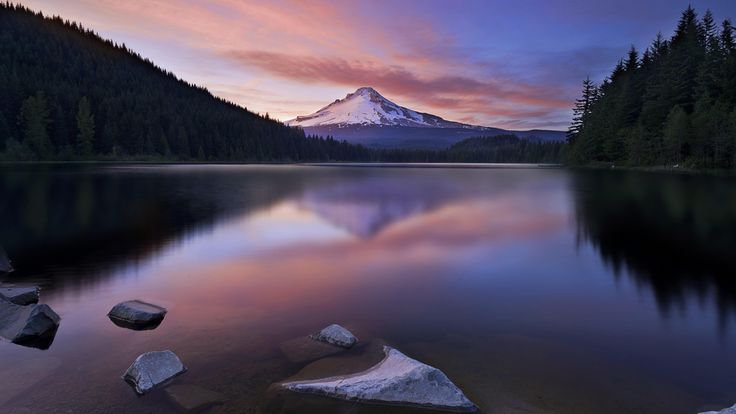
[567,6,736,169]
[342,135,564,163]
[0,3,561,164]
[0,3,374,162]
[443,135,563,163]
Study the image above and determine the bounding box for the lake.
[0,164,735,414]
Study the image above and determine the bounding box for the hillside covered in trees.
[0,3,371,162]
[0,3,563,164]
[567,6,736,169]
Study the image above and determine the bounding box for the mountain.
[0,4,562,163]
[286,87,566,149]
[287,87,466,128]
[0,4,371,162]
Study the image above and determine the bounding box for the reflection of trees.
[0,165,539,291]
[0,165,313,288]
[572,170,736,326]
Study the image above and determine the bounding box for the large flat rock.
[309,324,358,348]
[0,297,60,349]
[108,300,167,330]
[0,285,40,305]
[123,350,186,395]
[165,384,227,412]
[701,404,736,414]
[282,346,477,412]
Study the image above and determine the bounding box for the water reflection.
[1,164,735,413]
[572,170,736,326]
[0,164,537,280]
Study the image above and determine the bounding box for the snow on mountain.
[285,87,566,148]
[285,87,467,128]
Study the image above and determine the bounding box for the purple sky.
[21,0,736,130]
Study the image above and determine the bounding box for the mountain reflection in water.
[0,164,735,414]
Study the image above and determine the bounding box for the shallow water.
[0,164,735,414]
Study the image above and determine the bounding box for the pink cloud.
[24,0,576,129]
[226,50,571,128]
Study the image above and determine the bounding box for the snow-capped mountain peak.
[285,87,463,128]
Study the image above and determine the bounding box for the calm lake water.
[1,164,735,414]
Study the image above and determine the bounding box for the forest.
[567,6,736,169]
[0,3,373,162]
[0,3,562,164]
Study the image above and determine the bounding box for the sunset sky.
[21,0,736,130]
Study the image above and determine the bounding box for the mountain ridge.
[286,87,565,149]
[287,87,469,128]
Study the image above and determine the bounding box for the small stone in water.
[108,299,167,330]
[0,285,40,305]
[0,297,60,349]
[309,324,357,348]
[122,350,187,395]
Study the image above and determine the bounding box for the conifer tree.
[17,91,52,159]
[76,96,95,157]
[567,77,597,143]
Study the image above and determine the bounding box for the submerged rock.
[282,346,477,412]
[701,404,736,414]
[279,336,346,364]
[0,247,12,274]
[165,384,227,412]
[0,297,60,349]
[108,300,167,330]
[0,285,40,305]
[123,350,186,395]
[309,324,357,348]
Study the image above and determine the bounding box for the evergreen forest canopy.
[567,6,736,169]
[0,3,563,164]
[0,3,370,162]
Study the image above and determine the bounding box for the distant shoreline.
[0,160,562,169]
[3,161,735,176]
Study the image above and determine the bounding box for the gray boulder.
[309,324,357,348]
[165,385,227,412]
[0,247,11,274]
[0,297,60,348]
[282,346,477,412]
[701,404,736,414]
[108,300,167,330]
[122,350,186,395]
[0,285,40,305]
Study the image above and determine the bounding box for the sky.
[20,0,736,130]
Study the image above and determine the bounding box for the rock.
[0,286,40,305]
[0,247,12,274]
[700,404,736,414]
[165,385,227,412]
[108,300,167,330]
[0,297,60,349]
[309,324,357,348]
[122,350,186,395]
[279,336,346,364]
[282,346,477,412]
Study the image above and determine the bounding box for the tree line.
[0,3,376,162]
[567,6,736,169]
[0,3,562,164]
